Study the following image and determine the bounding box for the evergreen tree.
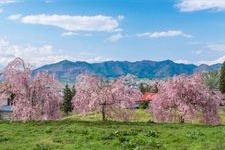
[203,71,220,90]
[220,61,225,93]
[139,83,150,94]
[62,84,73,115]
[71,85,76,98]
[139,83,158,94]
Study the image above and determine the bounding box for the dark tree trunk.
[101,103,106,121]
[179,115,185,123]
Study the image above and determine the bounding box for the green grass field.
[1,109,225,150]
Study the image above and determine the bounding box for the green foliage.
[220,61,225,93]
[2,118,225,150]
[203,70,220,90]
[61,84,75,115]
[139,101,150,109]
[71,85,76,98]
[0,136,10,142]
[146,130,159,138]
[185,130,204,140]
[34,143,50,150]
[139,83,151,94]
[2,109,225,149]
[139,83,158,94]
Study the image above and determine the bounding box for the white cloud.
[191,50,203,55]
[208,44,225,52]
[61,32,78,37]
[8,14,22,20]
[175,57,225,65]
[0,39,73,68]
[61,32,93,37]
[0,39,112,68]
[188,41,202,45]
[174,59,192,64]
[87,56,112,62]
[117,15,124,21]
[79,52,94,56]
[136,30,192,38]
[198,55,225,65]
[9,14,123,32]
[0,0,17,4]
[83,33,92,37]
[195,50,203,54]
[107,33,123,42]
[176,0,225,12]
[45,0,53,3]
[112,28,123,32]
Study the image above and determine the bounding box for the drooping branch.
[72,74,142,121]
[151,74,221,125]
[1,58,62,121]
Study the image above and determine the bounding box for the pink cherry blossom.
[2,58,62,121]
[72,74,142,121]
[151,74,221,125]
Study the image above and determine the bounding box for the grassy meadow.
[1,109,225,150]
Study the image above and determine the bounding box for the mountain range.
[33,60,222,83]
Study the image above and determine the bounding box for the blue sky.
[1,0,225,68]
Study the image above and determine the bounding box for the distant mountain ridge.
[33,60,222,82]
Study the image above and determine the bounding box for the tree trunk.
[179,115,184,123]
[101,104,106,121]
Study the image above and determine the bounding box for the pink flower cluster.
[2,58,62,121]
[72,74,142,121]
[151,74,221,125]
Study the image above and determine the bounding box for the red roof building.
[139,92,157,102]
